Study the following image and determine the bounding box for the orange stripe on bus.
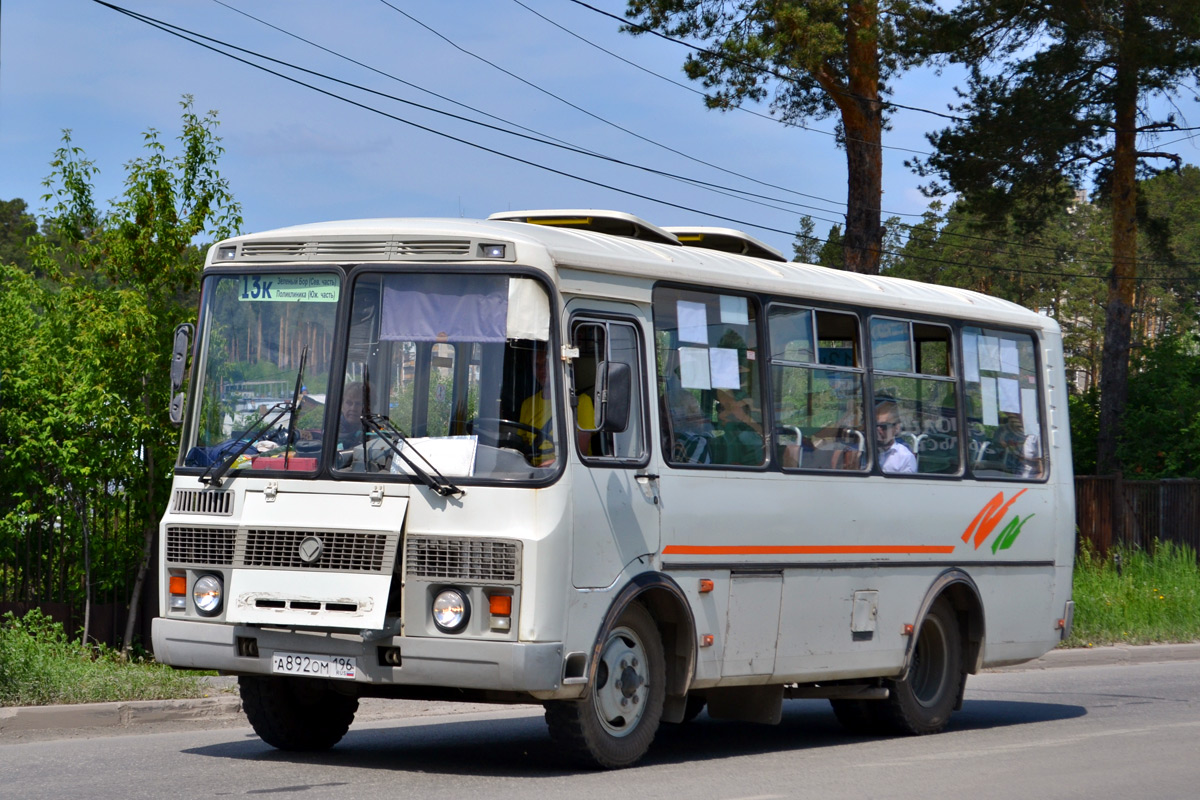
[661,545,957,556]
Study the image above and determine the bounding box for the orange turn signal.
[902,623,915,636]
[698,579,714,593]
[700,634,714,647]
[489,595,512,616]
[169,576,187,595]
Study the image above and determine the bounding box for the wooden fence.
[1076,476,1200,557]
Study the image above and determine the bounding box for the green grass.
[1065,540,1200,647]
[5,542,1199,707]
[0,608,217,707]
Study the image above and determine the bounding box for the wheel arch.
[905,568,986,676]
[589,571,697,703]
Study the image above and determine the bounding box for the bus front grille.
[244,529,393,572]
[405,536,521,583]
[164,526,398,573]
[166,526,237,566]
[171,488,233,516]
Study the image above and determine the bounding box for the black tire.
[544,603,666,769]
[239,675,359,751]
[880,598,964,735]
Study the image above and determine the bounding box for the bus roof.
[208,215,1056,332]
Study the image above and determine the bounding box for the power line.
[567,0,964,122]
[507,0,934,159]
[90,1,1200,286]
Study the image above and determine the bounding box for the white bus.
[154,210,1075,768]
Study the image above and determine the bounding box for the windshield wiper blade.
[198,402,290,486]
[283,346,309,472]
[200,348,309,487]
[361,413,463,498]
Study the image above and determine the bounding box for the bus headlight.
[193,574,224,616]
[432,588,470,633]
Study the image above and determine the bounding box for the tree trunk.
[122,378,158,656]
[840,0,884,274]
[1096,3,1141,475]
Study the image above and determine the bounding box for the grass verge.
[0,608,216,707]
[1065,540,1200,647]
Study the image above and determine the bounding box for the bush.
[0,609,212,707]
[1066,540,1200,646]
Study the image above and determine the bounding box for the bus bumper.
[152,617,567,694]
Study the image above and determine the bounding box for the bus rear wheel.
[831,598,964,736]
[239,675,359,751]
[545,602,665,769]
[883,598,964,734]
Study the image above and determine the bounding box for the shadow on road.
[183,697,1086,776]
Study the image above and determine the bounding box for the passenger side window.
[769,305,867,471]
[870,318,960,475]
[571,318,647,462]
[653,287,764,467]
[962,327,1045,479]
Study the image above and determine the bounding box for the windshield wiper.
[200,347,308,487]
[198,402,289,487]
[360,413,464,498]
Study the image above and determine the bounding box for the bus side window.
[571,318,647,463]
[962,327,1045,479]
[769,304,867,471]
[653,287,764,467]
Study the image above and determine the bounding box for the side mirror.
[169,323,194,426]
[597,360,631,433]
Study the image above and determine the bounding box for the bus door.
[567,308,659,589]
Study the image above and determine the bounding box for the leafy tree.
[791,214,821,262]
[817,222,845,268]
[2,97,242,650]
[0,199,38,271]
[1120,334,1200,478]
[623,0,935,274]
[910,0,1200,474]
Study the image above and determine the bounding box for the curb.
[4,643,1199,736]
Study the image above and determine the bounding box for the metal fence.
[1076,476,1200,557]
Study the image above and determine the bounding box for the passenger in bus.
[994,413,1041,477]
[518,347,557,466]
[875,400,917,474]
[714,388,764,465]
[665,383,713,464]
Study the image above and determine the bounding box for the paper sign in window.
[998,377,1021,414]
[709,347,740,390]
[1021,388,1039,437]
[1000,338,1020,375]
[979,336,1001,372]
[963,332,980,382]
[677,301,709,344]
[719,295,749,326]
[679,346,712,390]
[981,377,999,426]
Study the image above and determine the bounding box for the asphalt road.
[1,653,1198,799]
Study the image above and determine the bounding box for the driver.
[518,347,558,466]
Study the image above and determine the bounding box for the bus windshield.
[181,272,341,472]
[331,271,557,481]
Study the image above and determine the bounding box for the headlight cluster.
[192,574,224,616]
[432,589,470,633]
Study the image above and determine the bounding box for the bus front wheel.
[239,675,358,751]
[545,602,666,769]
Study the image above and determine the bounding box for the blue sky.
[4,1,1197,257]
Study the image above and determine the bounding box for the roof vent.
[488,209,681,246]
[662,226,787,262]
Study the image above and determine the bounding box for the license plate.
[271,651,357,680]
